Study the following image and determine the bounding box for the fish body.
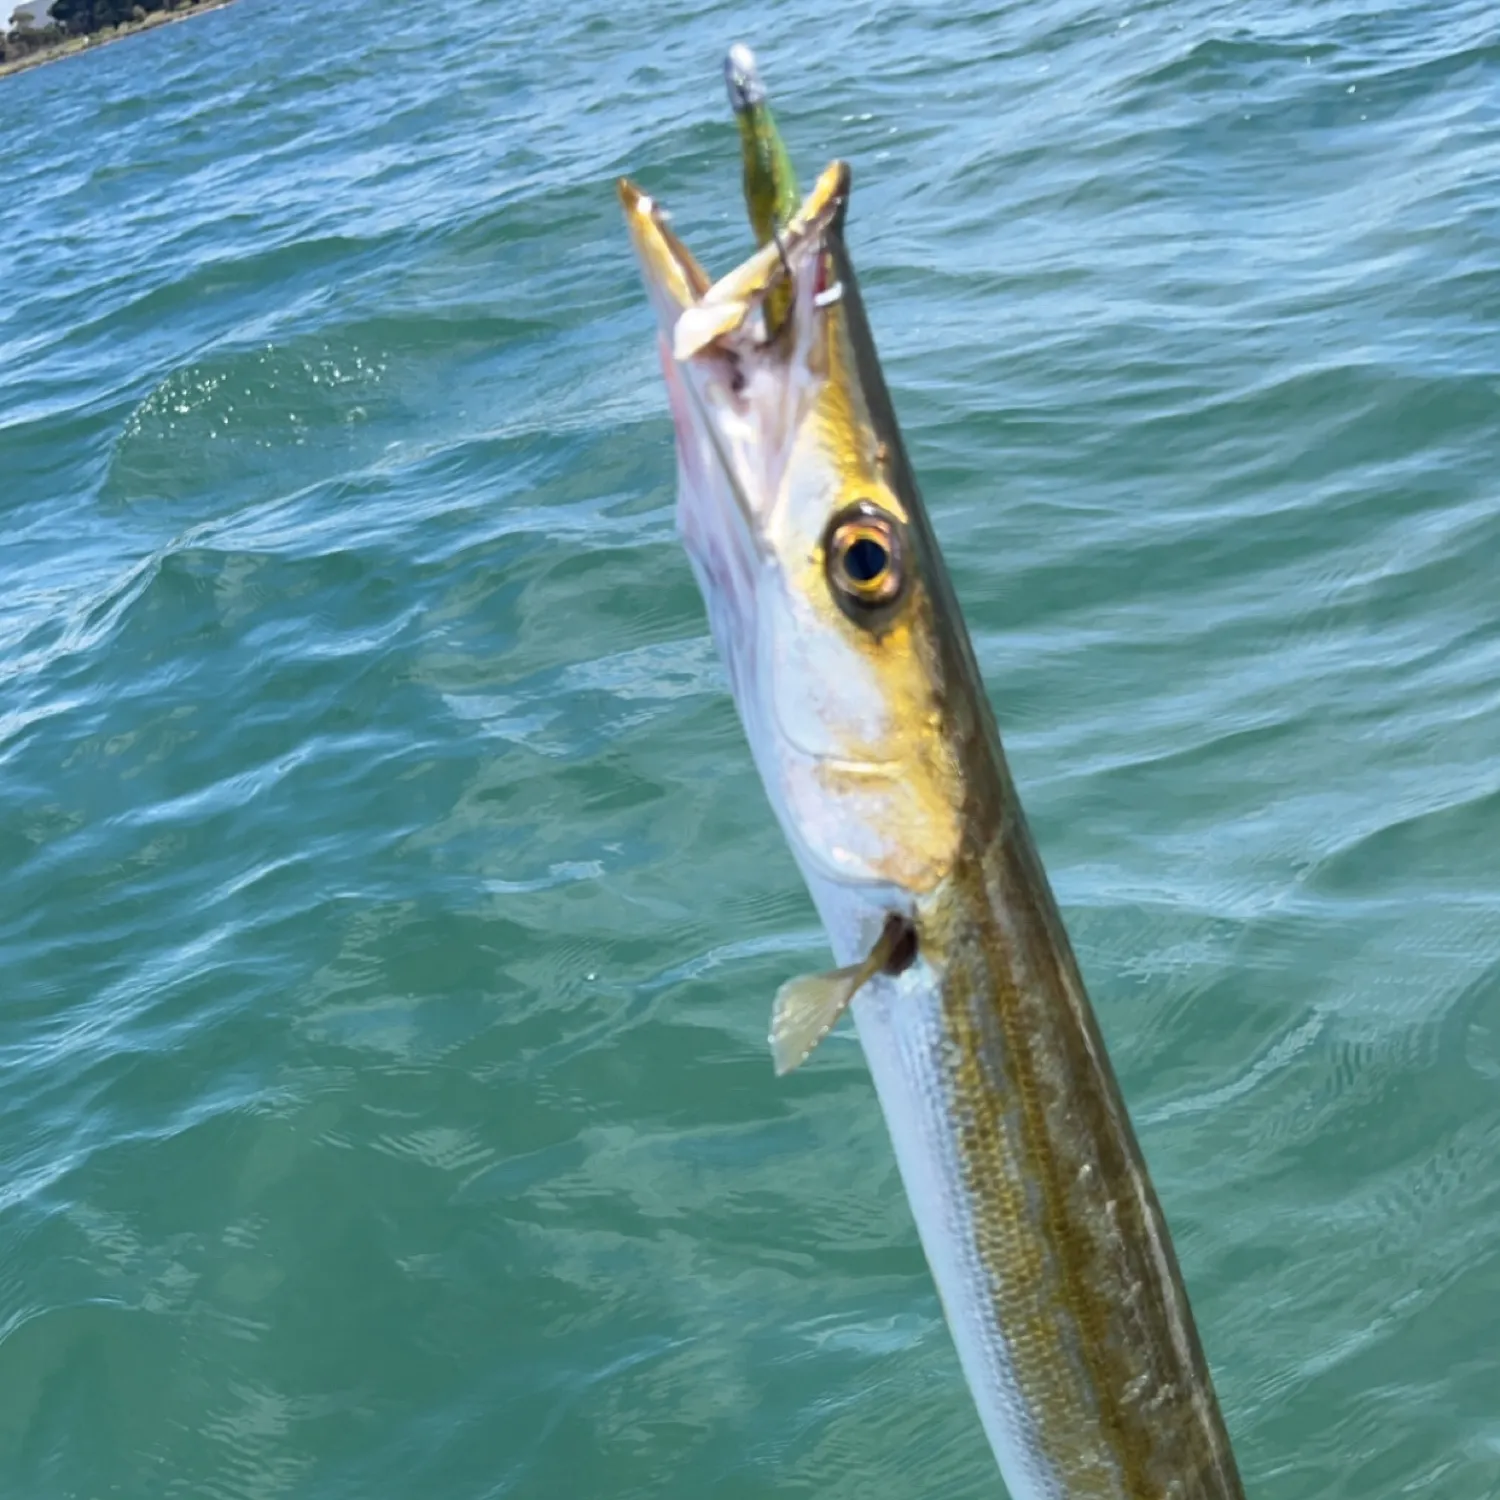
[619,158,1246,1500]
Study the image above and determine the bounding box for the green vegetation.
[1,0,228,75]
[51,0,159,30]
[0,15,65,63]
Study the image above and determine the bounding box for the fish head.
[620,164,981,903]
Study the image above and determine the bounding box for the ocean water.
[3,0,1498,1495]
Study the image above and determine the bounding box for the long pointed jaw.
[617,160,850,361]
[615,162,867,705]
[615,164,857,574]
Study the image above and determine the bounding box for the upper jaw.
[616,162,852,357]
[615,179,710,330]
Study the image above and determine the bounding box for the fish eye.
[825,502,905,617]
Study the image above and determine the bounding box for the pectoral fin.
[769,966,865,1076]
[769,915,914,1075]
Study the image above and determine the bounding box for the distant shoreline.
[0,0,240,81]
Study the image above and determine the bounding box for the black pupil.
[843,535,889,583]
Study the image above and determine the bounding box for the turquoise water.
[3,0,1499,1494]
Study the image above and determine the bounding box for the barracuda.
[619,146,1246,1499]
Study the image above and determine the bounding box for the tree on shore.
[3,0,208,61]
[43,0,201,34]
[52,0,138,31]
[1,13,64,59]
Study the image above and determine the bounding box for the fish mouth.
[617,161,850,355]
[616,162,854,568]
